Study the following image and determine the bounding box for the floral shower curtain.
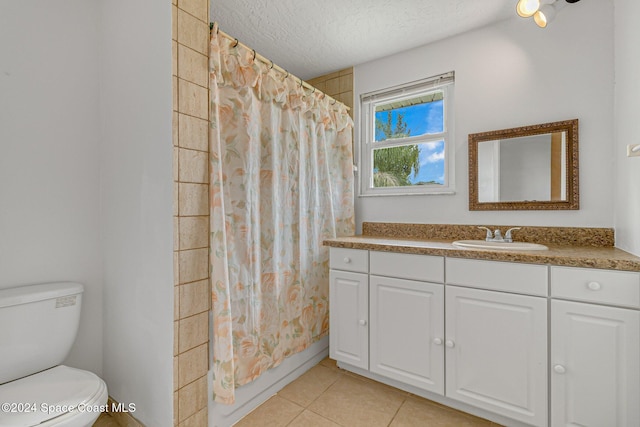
[209,27,355,404]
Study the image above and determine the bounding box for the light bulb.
[516,0,540,18]
[534,5,556,28]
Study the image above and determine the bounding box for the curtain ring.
[285,71,289,78]
[300,79,304,89]
[331,98,337,105]
[252,49,256,62]
[232,38,239,48]
[269,60,274,70]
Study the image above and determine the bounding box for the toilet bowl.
[0,283,108,427]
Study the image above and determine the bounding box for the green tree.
[373,111,419,187]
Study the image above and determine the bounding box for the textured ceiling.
[211,0,516,80]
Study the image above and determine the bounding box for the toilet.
[0,282,108,427]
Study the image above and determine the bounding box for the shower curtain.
[209,27,355,404]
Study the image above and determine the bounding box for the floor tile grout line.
[386,396,409,427]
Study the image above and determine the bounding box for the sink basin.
[452,240,549,251]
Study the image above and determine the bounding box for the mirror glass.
[469,119,579,210]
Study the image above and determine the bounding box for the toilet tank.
[0,282,83,384]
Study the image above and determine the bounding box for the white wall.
[99,1,174,425]
[614,0,640,256]
[354,0,614,232]
[0,1,103,375]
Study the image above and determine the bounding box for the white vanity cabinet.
[329,248,369,369]
[445,259,548,427]
[369,251,445,394]
[328,245,640,427]
[550,267,640,427]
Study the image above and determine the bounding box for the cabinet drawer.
[370,251,444,283]
[551,267,640,308]
[330,248,368,273]
[446,258,548,296]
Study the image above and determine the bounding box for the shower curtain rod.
[210,22,350,111]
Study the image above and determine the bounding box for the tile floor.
[235,358,502,427]
[94,413,119,427]
[93,358,503,427]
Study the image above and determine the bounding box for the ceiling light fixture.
[516,0,581,28]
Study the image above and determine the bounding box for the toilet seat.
[0,365,108,427]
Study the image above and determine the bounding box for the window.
[359,72,455,196]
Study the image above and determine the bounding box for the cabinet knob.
[433,338,443,345]
[359,319,367,326]
[343,257,351,263]
[553,364,566,374]
[445,340,455,348]
[587,281,601,291]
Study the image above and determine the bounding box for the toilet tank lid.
[0,282,84,308]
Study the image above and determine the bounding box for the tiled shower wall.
[306,68,354,119]
[172,0,210,426]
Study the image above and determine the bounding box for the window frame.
[359,73,455,197]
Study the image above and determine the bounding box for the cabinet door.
[369,275,444,394]
[551,300,640,427]
[446,286,547,427]
[329,270,369,369]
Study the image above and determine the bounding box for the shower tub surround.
[325,222,639,426]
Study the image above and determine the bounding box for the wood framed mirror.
[469,119,579,210]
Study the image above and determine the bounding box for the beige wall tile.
[174,250,180,285]
[340,91,353,109]
[178,407,207,427]
[173,217,179,250]
[313,80,326,93]
[325,77,340,96]
[173,76,178,112]
[178,183,208,216]
[178,0,208,24]
[179,149,209,184]
[179,279,210,318]
[306,77,321,87]
[339,74,352,93]
[173,147,179,182]
[179,312,209,353]
[172,5,178,41]
[178,79,208,120]
[178,374,208,422]
[177,9,208,55]
[179,216,209,250]
[172,41,178,77]
[178,45,208,88]
[174,285,180,321]
[174,321,179,356]
[322,70,341,81]
[172,0,177,5]
[173,112,179,147]
[179,114,208,152]
[339,67,353,76]
[178,248,208,283]
[178,343,208,388]
[174,392,179,427]
[173,182,179,217]
[174,356,179,392]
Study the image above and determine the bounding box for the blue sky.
[375,100,445,184]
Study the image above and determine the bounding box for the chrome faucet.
[478,227,521,243]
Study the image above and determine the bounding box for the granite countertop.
[324,223,640,272]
